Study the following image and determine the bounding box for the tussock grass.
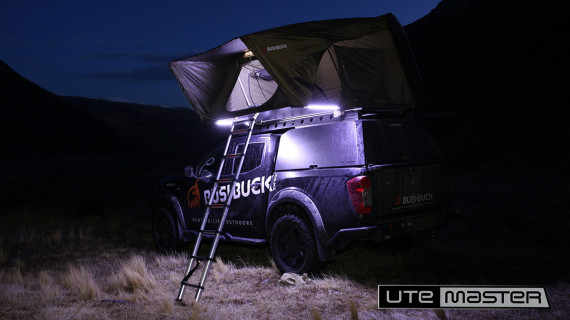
[155,252,185,269]
[310,306,322,320]
[38,270,62,301]
[155,297,174,316]
[348,300,359,320]
[110,255,156,295]
[61,264,101,300]
[188,304,209,320]
[268,256,279,273]
[1,266,23,285]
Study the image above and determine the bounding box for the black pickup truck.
[154,14,452,274]
[152,109,450,273]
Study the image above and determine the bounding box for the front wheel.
[270,214,319,274]
[153,208,188,252]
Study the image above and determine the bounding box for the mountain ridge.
[0,60,129,157]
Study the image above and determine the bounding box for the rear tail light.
[347,176,372,215]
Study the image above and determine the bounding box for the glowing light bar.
[305,104,340,111]
[215,119,234,126]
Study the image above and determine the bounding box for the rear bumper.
[327,208,458,250]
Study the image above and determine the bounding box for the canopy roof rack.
[170,14,422,123]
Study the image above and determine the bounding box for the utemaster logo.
[378,285,550,309]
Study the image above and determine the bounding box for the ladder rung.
[231,128,249,135]
[224,153,243,158]
[181,282,204,290]
[216,178,234,183]
[199,229,219,235]
[208,204,226,209]
[190,255,215,262]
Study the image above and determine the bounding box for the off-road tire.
[153,208,188,252]
[270,214,319,274]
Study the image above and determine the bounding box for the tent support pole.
[237,77,253,107]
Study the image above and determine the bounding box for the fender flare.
[266,188,334,261]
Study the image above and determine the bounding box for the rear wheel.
[270,214,319,274]
[153,208,188,252]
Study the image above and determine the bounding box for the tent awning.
[170,14,422,122]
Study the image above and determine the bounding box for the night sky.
[0,0,440,108]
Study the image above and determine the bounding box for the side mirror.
[184,166,195,178]
[200,170,213,180]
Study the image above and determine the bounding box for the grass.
[110,255,156,296]
[0,248,384,319]
[61,264,101,301]
[348,300,359,320]
[0,266,23,285]
[1,249,566,319]
[0,163,568,319]
[38,270,61,301]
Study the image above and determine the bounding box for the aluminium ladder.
[176,113,259,303]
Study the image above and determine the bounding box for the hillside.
[0,60,226,158]
[0,60,127,157]
[64,97,226,155]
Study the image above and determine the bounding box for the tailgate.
[369,164,448,216]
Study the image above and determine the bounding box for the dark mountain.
[406,0,570,170]
[63,97,226,155]
[0,60,127,157]
[0,60,225,158]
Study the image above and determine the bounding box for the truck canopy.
[171,14,421,122]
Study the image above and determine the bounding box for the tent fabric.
[170,14,421,122]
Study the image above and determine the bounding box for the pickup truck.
[152,109,450,273]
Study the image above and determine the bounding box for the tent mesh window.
[334,45,388,103]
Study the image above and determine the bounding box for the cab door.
[184,135,274,239]
[223,135,274,238]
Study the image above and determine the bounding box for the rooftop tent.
[170,13,422,122]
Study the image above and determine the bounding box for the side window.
[235,142,264,173]
[196,146,234,177]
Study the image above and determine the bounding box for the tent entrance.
[226,58,278,112]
